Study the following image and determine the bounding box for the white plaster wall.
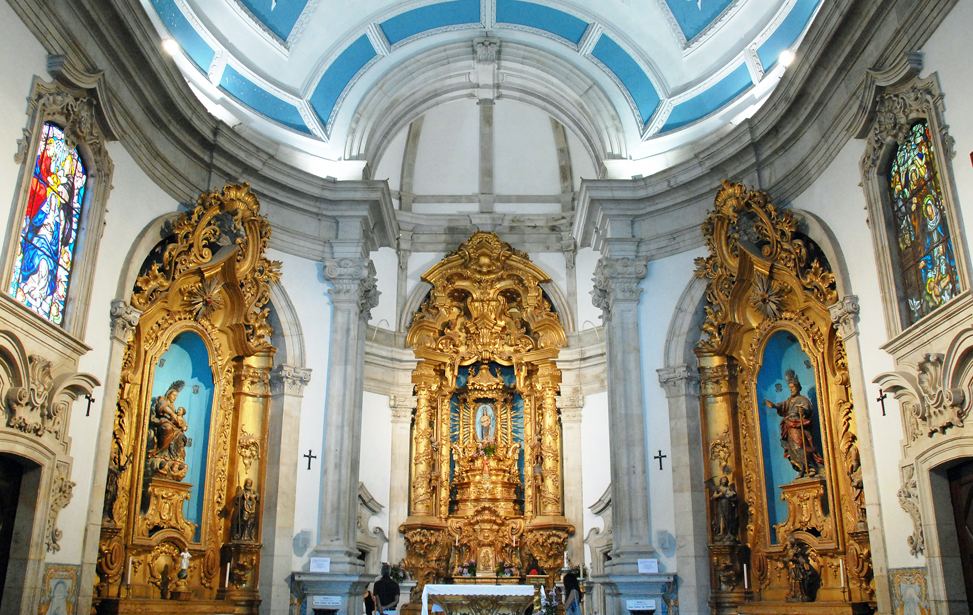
[406,251,445,307]
[530,251,568,309]
[268,250,333,570]
[581,391,610,564]
[372,129,407,196]
[412,100,479,196]
[574,247,602,332]
[565,130,599,190]
[359,391,392,562]
[369,246,398,329]
[638,249,705,571]
[789,140,910,565]
[494,100,560,196]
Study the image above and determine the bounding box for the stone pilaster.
[591,256,655,570]
[396,232,412,329]
[387,392,415,564]
[559,393,584,565]
[78,300,141,615]
[313,257,379,570]
[657,364,709,615]
[260,365,311,615]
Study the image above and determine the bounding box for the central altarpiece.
[401,233,573,601]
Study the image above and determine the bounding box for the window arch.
[857,60,969,337]
[4,76,114,338]
[8,122,87,324]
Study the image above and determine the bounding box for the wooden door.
[948,459,973,607]
[0,455,24,601]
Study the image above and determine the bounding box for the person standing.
[374,564,400,615]
[364,586,376,615]
[563,572,582,615]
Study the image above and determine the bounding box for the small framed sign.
[626,599,656,611]
[637,558,658,574]
[311,596,341,608]
[309,557,331,573]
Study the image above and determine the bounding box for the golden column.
[411,360,439,517]
[536,361,562,517]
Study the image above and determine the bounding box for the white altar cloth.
[421,583,535,615]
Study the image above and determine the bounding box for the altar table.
[421,583,536,615]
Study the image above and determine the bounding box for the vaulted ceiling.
[146,0,823,177]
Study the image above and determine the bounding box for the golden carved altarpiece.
[694,181,874,614]
[401,233,573,599]
[94,184,280,614]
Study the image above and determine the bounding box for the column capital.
[323,257,380,321]
[389,393,416,422]
[591,256,649,315]
[657,364,701,399]
[828,295,860,341]
[558,393,584,423]
[270,364,312,397]
[110,300,141,343]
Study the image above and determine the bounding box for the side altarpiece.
[694,182,875,614]
[400,233,573,599]
[94,184,280,614]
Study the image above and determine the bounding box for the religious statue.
[476,403,495,442]
[711,476,739,543]
[146,380,190,480]
[763,370,823,478]
[783,534,819,602]
[230,478,260,541]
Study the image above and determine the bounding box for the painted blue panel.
[592,36,661,125]
[309,36,376,127]
[150,0,215,71]
[238,0,310,40]
[149,332,214,541]
[661,62,751,132]
[664,0,734,40]
[755,331,824,543]
[496,0,589,45]
[220,66,310,134]
[379,0,481,45]
[757,0,821,71]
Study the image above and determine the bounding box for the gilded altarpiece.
[94,184,280,614]
[401,233,573,599]
[694,182,875,614]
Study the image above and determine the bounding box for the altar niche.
[400,233,573,602]
[94,184,280,615]
[695,182,873,614]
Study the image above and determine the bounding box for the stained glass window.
[8,122,86,325]
[887,120,959,327]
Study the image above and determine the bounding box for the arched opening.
[0,453,42,613]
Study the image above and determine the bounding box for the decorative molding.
[323,258,380,321]
[657,364,701,399]
[828,295,860,341]
[269,364,312,397]
[897,464,924,556]
[109,300,141,343]
[46,462,75,552]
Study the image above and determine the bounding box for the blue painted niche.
[755,330,824,543]
[149,331,215,541]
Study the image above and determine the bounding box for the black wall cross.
[876,388,888,416]
[85,394,96,416]
[304,449,317,470]
[654,449,667,470]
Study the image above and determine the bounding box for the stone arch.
[266,281,306,369]
[662,275,707,371]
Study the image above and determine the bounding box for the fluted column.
[388,392,415,564]
[591,256,654,570]
[658,364,708,615]
[312,257,379,572]
[260,365,311,615]
[559,394,584,565]
[78,300,141,615]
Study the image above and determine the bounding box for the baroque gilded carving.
[402,233,572,595]
[695,181,874,611]
[96,184,280,613]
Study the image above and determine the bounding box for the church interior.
[1,0,972,613]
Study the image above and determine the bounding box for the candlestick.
[225,565,231,588]
[455,533,459,546]
[563,552,568,568]
[126,556,132,585]
[743,564,749,590]
[839,559,845,587]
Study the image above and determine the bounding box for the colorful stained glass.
[887,120,959,327]
[8,123,86,325]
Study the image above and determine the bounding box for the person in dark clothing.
[374,564,400,614]
[364,585,376,615]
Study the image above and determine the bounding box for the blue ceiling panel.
[238,0,310,40]
[661,62,752,132]
[757,0,821,71]
[664,0,734,41]
[496,0,589,45]
[379,0,481,45]
[150,0,215,70]
[309,35,377,128]
[220,65,311,134]
[592,35,661,125]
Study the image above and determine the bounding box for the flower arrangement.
[471,442,496,459]
[538,589,559,615]
[495,561,517,578]
[387,562,409,583]
[456,560,477,577]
